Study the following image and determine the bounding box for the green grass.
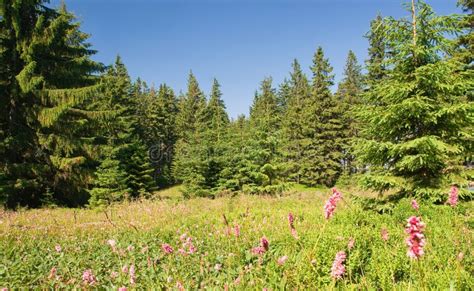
[0,188,472,289]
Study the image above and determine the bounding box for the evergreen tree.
[304,47,344,186]
[137,83,178,187]
[175,71,207,140]
[365,14,388,87]
[456,0,473,72]
[89,56,155,206]
[244,77,287,194]
[1,1,107,206]
[0,0,53,206]
[336,50,365,173]
[173,72,211,197]
[88,157,131,208]
[281,59,311,183]
[355,1,473,199]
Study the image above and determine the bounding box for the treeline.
[1,0,472,208]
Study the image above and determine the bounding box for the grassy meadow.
[0,186,472,289]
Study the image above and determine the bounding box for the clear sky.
[49,0,462,118]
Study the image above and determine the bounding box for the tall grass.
[0,189,472,289]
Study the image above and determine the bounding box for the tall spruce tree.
[0,0,52,206]
[336,51,365,173]
[304,47,345,187]
[89,56,155,206]
[173,72,210,197]
[366,14,388,87]
[1,1,108,206]
[244,77,287,194]
[282,59,311,183]
[355,1,473,199]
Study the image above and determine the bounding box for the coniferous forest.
[2,0,471,208]
[1,0,474,289]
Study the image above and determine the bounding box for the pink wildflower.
[252,237,269,255]
[107,239,116,248]
[82,269,96,285]
[260,237,269,251]
[288,213,295,227]
[176,281,185,291]
[324,188,342,219]
[277,255,288,266]
[251,246,266,255]
[405,216,426,259]
[233,224,240,237]
[121,265,128,273]
[291,228,299,239]
[330,251,347,279]
[448,186,458,207]
[348,237,355,250]
[118,287,127,291]
[381,228,389,242]
[179,233,188,242]
[1,288,8,291]
[411,199,419,210]
[127,245,134,252]
[161,243,174,254]
[110,271,119,279]
[179,236,197,255]
[55,244,62,253]
[288,213,298,239]
[48,267,57,280]
[234,276,242,285]
[129,264,136,285]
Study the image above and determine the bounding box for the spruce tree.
[1,1,108,206]
[0,0,52,206]
[304,47,344,187]
[281,59,311,183]
[355,1,473,199]
[365,14,388,87]
[244,77,287,194]
[336,50,365,173]
[173,72,210,197]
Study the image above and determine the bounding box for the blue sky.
[49,0,461,118]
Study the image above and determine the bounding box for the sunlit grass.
[0,188,472,289]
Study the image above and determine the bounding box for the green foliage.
[88,156,131,208]
[355,1,473,197]
[302,47,345,187]
[1,191,472,289]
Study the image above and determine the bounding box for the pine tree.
[304,47,344,187]
[175,71,207,140]
[244,77,287,194]
[95,56,155,201]
[456,0,473,73]
[88,157,131,208]
[173,72,210,197]
[0,0,52,207]
[336,50,365,173]
[366,14,388,87]
[201,79,230,192]
[281,59,311,183]
[355,1,473,199]
[1,1,108,206]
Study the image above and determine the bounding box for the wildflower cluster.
[405,216,426,259]
[330,251,346,279]
[324,188,342,219]
[448,186,458,207]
